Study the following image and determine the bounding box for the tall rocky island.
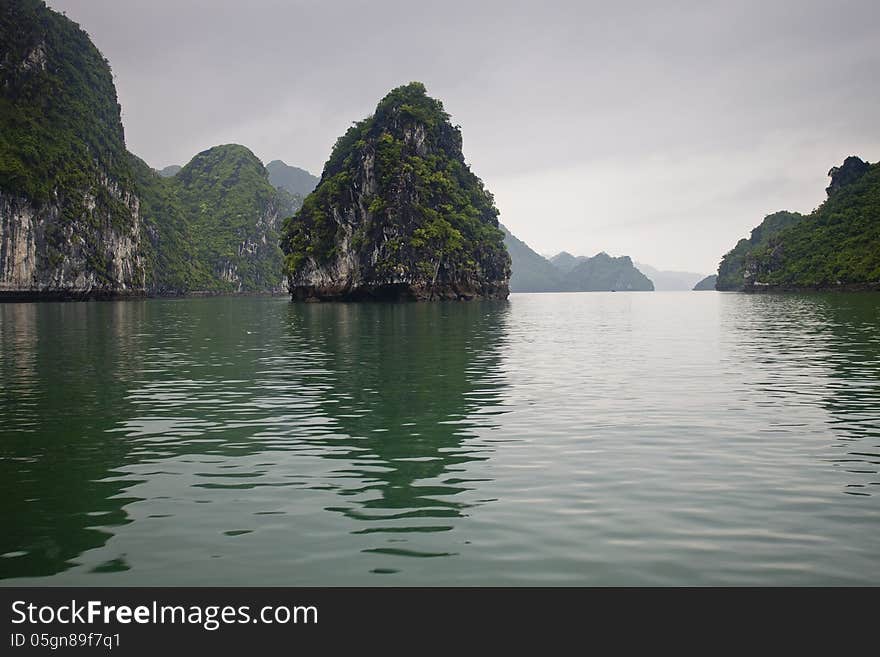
[280,83,510,301]
[1,0,143,297]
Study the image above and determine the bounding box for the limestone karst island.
[280,83,511,301]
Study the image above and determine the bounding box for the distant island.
[693,274,717,290]
[279,82,510,301]
[712,156,879,292]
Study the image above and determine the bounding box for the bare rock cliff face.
[0,182,143,298]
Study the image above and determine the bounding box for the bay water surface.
[1,292,879,585]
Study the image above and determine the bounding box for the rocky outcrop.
[1,1,378,301]
[826,156,870,196]
[281,82,510,301]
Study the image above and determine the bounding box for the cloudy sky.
[49,0,880,273]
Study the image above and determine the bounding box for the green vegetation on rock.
[175,145,286,292]
[0,0,131,205]
[280,82,510,300]
[747,159,880,288]
[715,156,880,291]
[129,154,195,293]
[137,144,291,293]
[716,211,803,290]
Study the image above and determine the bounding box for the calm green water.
[1,292,879,585]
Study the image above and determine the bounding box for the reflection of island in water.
[284,301,511,556]
[1,295,511,581]
[0,302,146,579]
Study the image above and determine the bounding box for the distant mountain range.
[501,226,653,292]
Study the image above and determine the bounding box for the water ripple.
[1,293,880,584]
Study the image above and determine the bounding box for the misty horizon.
[46,0,880,272]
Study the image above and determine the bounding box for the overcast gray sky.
[49,0,880,273]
